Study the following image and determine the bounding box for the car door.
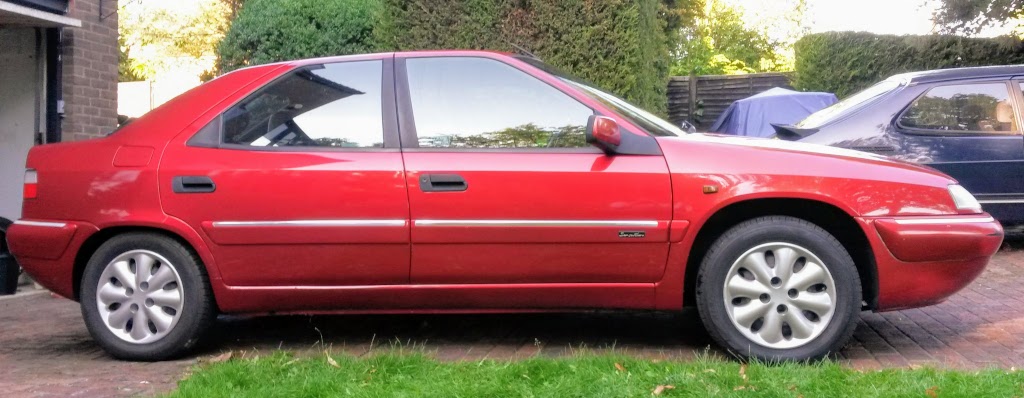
[159,56,411,287]
[396,55,672,285]
[893,79,1024,225]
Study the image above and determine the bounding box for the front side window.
[898,82,1018,134]
[222,60,384,148]
[516,56,682,137]
[405,57,594,149]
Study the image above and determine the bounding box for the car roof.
[892,64,1024,84]
[273,50,517,68]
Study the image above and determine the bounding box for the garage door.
[0,28,42,221]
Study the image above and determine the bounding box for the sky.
[806,0,1013,36]
[808,0,939,35]
[728,0,1014,37]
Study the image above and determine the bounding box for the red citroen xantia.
[6,51,1003,361]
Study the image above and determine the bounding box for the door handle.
[419,174,467,192]
[172,176,216,193]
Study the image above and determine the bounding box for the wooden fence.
[667,72,793,129]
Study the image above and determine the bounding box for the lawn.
[167,350,1024,397]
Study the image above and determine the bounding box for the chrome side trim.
[13,220,68,228]
[978,199,1024,204]
[891,217,995,225]
[212,220,407,228]
[414,220,660,227]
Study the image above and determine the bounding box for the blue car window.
[797,79,902,129]
[899,83,1018,134]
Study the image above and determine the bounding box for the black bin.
[0,218,17,295]
[0,253,17,295]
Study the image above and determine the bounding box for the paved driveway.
[3,248,1024,397]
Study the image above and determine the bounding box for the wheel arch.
[683,198,878,310]
[72,225,213,302]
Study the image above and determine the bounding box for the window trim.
[395,55,602,153]
[188,57,400,152]
[1010,77,1024,132]
[894,79,1022,137]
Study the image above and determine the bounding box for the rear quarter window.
[221,60,386,148]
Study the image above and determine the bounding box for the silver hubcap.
[96,250,183,344]
[723,242,836,349]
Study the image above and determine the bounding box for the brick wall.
[61,0,118,141]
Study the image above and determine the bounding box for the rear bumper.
[866,214,1003,311]
[6,219,96,300]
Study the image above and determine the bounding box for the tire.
[696,216,860,361]
[80,232,216,361]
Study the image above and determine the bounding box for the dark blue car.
[777,65,1024,231]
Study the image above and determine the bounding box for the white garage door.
[0,28,41,221]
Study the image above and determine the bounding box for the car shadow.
[200,309,720,360]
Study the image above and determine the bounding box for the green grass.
[168,350,1024,397]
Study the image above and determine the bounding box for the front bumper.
[866,214,1003,311]
[6,219,97,300]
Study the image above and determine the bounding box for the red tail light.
[24,169,37,199]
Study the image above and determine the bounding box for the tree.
[217,0,381,72]
[118,35,146,82]
[222,0,246,19]
[671,0,778,75]
[118,0,232,81]
[669,0,807,76]
[660,0,705,45]
[934,0,1023,34]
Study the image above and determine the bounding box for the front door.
[894,80,1024,225]
[397,55,672,285]
[160,57,410,287]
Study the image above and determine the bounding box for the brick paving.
[3,247,1024,396]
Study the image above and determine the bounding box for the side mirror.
[678,119,697,134]
[586,115,621,154]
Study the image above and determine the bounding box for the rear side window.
[405,57,594,149]
[898,82,1018,134]
[222,60,384,148]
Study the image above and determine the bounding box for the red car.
[6,51,1003,361]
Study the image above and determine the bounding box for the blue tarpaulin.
[709,87,838,137]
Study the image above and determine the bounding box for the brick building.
[0,0,118,222]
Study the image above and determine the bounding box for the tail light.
[23,169,37,199]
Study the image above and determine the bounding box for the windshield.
[796,79,904,129]
[517,57,682,137]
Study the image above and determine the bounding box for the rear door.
[894,80,1024,225]
[397,55,672,285]
[159,56,411,287]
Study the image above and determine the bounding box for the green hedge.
[219,0,671,114]
[377,0,670,114]
[794,32,1024,98]
[217,0,382,72]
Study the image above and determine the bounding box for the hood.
[658,134,956,183]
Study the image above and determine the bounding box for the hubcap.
[723,242,837,349]
[95,250,183,344]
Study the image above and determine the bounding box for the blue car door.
[894,79,1024,227]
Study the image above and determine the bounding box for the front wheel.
[80,233,216,361]
[696,216,861,361]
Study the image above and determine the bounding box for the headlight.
[948,184,982,213]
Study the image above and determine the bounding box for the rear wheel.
[80,232,215,361]
[696,216,860,361]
